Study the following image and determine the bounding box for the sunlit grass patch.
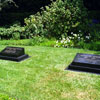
[0,46,100,100]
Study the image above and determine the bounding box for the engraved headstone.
[65,53,100,74]
[0,46,29,62]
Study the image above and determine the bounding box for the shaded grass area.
[0,46,100,100]
[0,39,56,47]
[1,39,100,51]
[0,39,40,46]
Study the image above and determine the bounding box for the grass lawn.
[0,45,100,100]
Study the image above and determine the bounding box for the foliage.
[39,39,56,47]
[78,41,100,51]
[0,0,17,11]
[54,36,74,48]
[24,0,89,38]
[54,30,91,48]
[0,24,25,40]
[89,23,100,42]
[24,15,44,37]
[28,36,49,46]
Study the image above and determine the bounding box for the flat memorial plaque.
[0,46,29,62]
[74,53,100,65]
[65,53,100,74]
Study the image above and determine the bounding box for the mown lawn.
[0,45,100,100]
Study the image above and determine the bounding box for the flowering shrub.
[54,31,91,48]
[54,36,74,48]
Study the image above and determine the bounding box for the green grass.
[0,39,56,47]
[0,45,100,100]
[0,39,31,46]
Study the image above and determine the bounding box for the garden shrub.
[28,36,48,46]
[0,24,25,40]
[54,30,92,48]
[24,0,89,39]
[89,23,100,42]
[77,41,100,51]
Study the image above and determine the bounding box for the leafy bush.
[78,41,100,51]
[0,24,25,40]
[89,23,100,42]
[28,36,48,46]
[24,0,89,38]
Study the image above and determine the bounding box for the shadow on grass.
[94,51,100,55]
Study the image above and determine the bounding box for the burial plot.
[0,46,29,62]
[65,53,100,74]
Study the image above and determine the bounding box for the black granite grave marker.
[65,53,100,74]
[0,46,29,62]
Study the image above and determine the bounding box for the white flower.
[69,37,72,39]
[54,44,58,47]
[86,36,90,39]
[61,40,63,43]
[79,30,81,32]
[64,41,67,43]
[78,37,80,39]
[56,40,58,43]
[66,38,70,42]
[68,40,70,42]
[73,34,77,37]
[63,38,65,40]
[71,32,73,34]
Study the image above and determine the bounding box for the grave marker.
[65,53,100,74]
[0,46,29,62]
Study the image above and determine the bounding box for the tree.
[0,0,17,11]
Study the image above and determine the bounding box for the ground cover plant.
[0,45,100,100]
